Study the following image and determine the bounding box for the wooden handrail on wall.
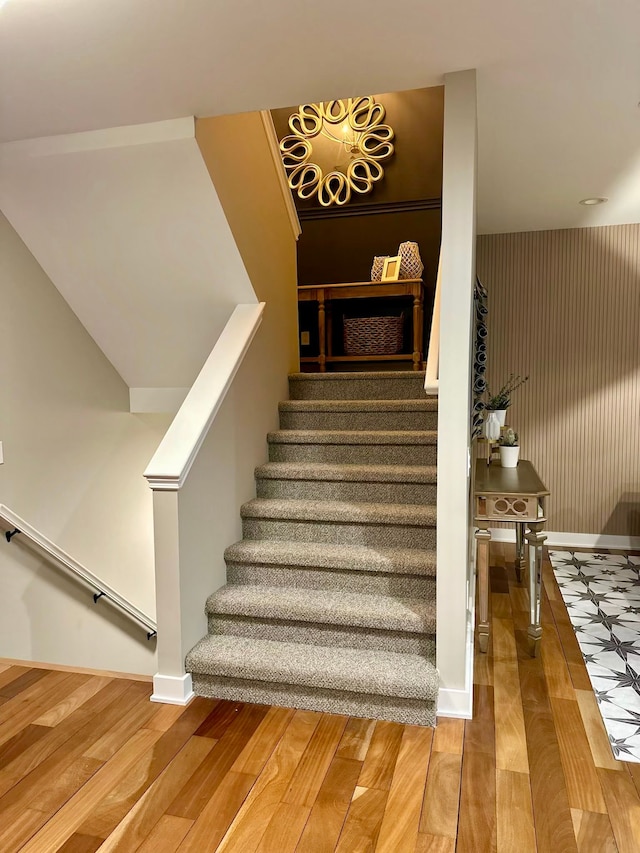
[0,505,157,638]
[425,252,442,395]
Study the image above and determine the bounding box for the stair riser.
[269,442,437,466]
[226,564,435,596]
[288,377,427,401]
[279,410,438,431]
[256,477,437,505]
[242,518,436,549]
[208,615,435,656]
[192,674,437,726]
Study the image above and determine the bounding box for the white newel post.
[149,487,194,704]
[436,69,478,718]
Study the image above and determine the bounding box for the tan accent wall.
[196,113,299,373]
[477,224,640,536]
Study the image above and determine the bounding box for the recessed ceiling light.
[579,197,608,206]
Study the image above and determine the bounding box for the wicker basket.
[343,315,404,356]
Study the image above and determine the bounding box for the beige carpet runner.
[186,371,438,726]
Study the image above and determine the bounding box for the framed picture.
[381,255,402,282]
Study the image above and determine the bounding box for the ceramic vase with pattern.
[398,242,424,279]
[371,256,387,282]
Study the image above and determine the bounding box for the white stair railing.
[0,504,157,639]
[144,302,265,490]
[143,301,266,704]
[425,251,442,395]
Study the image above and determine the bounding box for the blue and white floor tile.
[549,550,640,763]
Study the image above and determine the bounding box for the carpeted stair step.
[241,498,436,549]
[206,585,435,656]
[268,429,437,465]
[255,461,437,505]
[279,399,438,431]
[288,370,427,401]
[224,540,436,597]
[186,635,438,726]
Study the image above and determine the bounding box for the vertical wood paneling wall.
[477,224,640,536]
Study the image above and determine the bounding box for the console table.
[474,459,550,656]
[297,279,425,371]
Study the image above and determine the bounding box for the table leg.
[515,522,526,583]
[412,293,421,371]
[525,521,546,657]
[475,521,491,653]
[318,293,326,373]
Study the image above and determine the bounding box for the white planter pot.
[486,408,507,427]
[500,445,520,468]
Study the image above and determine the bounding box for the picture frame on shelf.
[381,255,402,282]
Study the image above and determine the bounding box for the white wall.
[0,213,170,673]
[437,70,477,718]
[0,119,257,389]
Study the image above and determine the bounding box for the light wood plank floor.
[1,544,640,852]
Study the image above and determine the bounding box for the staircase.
[186,371,439,726]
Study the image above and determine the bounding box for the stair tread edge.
[207,584,435,631]
[186,635,438,700]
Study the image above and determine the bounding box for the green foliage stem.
[485,373,529,410]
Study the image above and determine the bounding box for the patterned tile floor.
[549,550,640,762]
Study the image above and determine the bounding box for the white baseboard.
[0,656,152,682]
[438,615,474,719]
[151,672,194,705]
[489,528,640,551]
[437,684,473,719]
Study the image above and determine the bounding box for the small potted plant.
[498,428,520,467]
[485,373,528,426]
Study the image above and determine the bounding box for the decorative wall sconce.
[279,97,395,208]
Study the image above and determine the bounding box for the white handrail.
[0,504,157,637]
[425,251,442,395]
[144,302,265,491]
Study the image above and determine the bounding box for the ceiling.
[1,0,639,234]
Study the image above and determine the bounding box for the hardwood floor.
[1,544,639,852]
